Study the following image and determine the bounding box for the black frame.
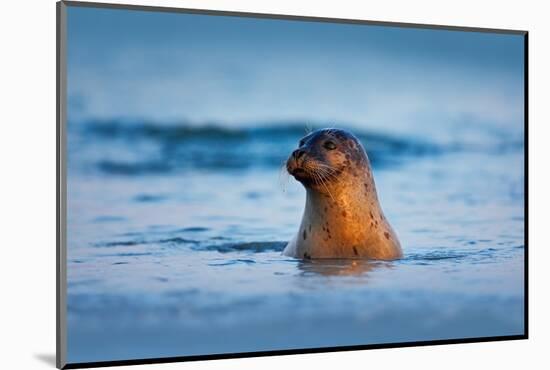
[56,1,529,368]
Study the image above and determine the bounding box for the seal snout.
[292,149,306,160]
[286,149,309,179]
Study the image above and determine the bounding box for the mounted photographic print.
[56,1,528,368]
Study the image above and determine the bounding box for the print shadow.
[34,353,56,367]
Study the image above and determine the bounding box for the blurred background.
[67,6,524,141]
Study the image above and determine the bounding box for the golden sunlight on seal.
[284,128,402,260]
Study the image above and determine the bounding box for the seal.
[283,128,402,260]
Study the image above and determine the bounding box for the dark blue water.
[66,120,524,364]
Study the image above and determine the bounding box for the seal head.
[286,128,365,190]
[284,128,402,260]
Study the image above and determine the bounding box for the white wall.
[1,0,547,369]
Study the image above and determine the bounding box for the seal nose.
[292,149,306,160]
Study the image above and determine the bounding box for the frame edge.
[57,1,68,369]
[61,0,527,35]
[523,32,529,339]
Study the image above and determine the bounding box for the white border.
[2,0,548,369]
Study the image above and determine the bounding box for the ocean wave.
[80,119,440,153]
[197,241,287,253]
[68,119,520,176]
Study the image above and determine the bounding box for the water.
[66,120,524,364]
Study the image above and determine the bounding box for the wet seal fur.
[283,128,402,260]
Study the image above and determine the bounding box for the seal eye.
[323,141,336,150]
[299,139,306,147]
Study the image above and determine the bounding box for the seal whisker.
[304,162,337,187]
[314,166,337,182]
[319,176,336,202]
[308,161,336,172]
[316,167,337,179]
[279,161,290,193]
[308,166,336,202]
[315,169,332,183]
[314,162,337,173]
